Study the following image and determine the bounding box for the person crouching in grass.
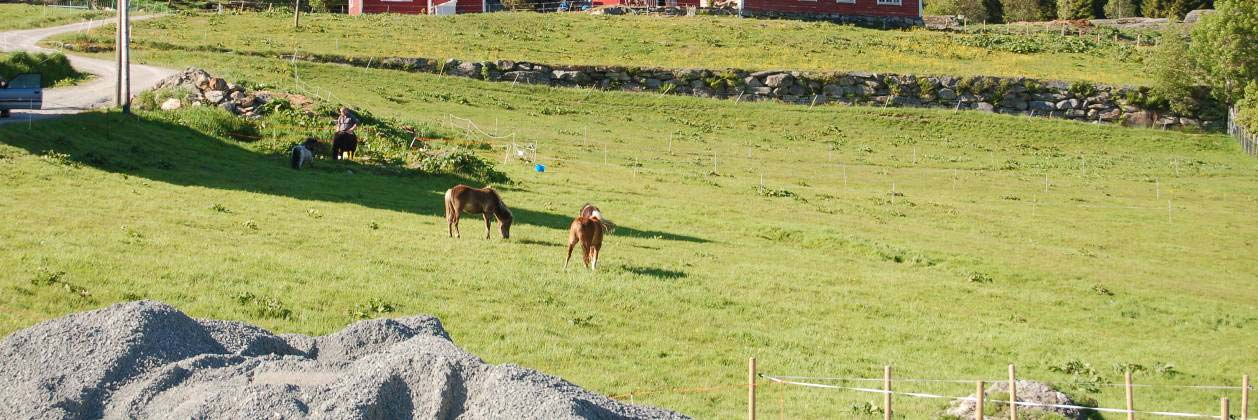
[332,107,359,160]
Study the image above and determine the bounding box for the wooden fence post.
[1125,371,1135,420]
[748,357,756,420]
[884,366,892,420]
[1223,398,1230,420]
[1243,374,1250,420]
[1009,365,1018,420]
[975,381,984,420]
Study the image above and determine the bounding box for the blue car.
[0,74,43,118]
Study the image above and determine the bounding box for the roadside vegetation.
[46,11,1159,85]
[0,3,112,31]
[1,51,89,87]
[3,49,1256,417]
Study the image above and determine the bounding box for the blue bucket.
[535,164,546,173]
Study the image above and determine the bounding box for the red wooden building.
[348,0,486,15]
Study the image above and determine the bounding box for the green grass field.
[47,11,1157,86]
[0,4,112,31]
[2,46,1256,417]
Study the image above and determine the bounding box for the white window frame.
[876,0,900,4]
[380,0,412,3]
[836,0,854,3]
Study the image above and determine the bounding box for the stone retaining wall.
[284,52,1213,130]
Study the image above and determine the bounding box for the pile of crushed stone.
[0,301,689,419]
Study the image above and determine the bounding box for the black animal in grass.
[290,137,319,170]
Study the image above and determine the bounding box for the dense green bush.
[1189,0,1255,104]
[1147,0,1253,121]
[0,51,85,87]
[416,148,509,184]
[1103,0,1142,18]
[1234,81,1258,132]
[1141,0,1212,19]
[926,0,990,22]
[1057,0,1098,19]
[134,87,194,112]
[1002,0,1057,21]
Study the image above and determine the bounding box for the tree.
[1057,0,1096,19]
[1149,0,1255,118]
[925,0,989,23]
[1149,25,1201,115]
[1142,0,1212,19]
[1237,81,1258,132]
[984,0,1005,22]
[1189,0,1256,103]
[1003,0,1058,21]
[1103,0,1142,18]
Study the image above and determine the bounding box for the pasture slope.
[49,11,1156,85]
[0,4,113,31]
[3,11,1258,419]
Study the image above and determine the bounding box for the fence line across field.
[744,359,1249,420]
[762,375,1226,419]
[763,375,1252,391]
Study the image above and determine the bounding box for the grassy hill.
[0,4,112,31]
[49,11,1158,86]
[2,47,1256,417]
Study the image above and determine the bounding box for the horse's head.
[499,214,513,239]
[496,202,514,239]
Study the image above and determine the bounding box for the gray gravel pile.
[0,301,689,420]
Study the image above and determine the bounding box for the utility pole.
[116,0,131,114]
[293,0,301,28]
[114,0,122,109]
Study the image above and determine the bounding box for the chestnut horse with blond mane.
[565,203,615,271]
[444,185,513,239]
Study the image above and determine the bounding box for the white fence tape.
[762,375,1224,419]
[767,375,1252,390]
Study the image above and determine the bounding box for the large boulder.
[0,301,689,420]
[159,98,182,111]
[764,73,795,88]
[945,381,1088,420]
[203,90,226,104]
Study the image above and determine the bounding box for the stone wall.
[285,53,1213,130]
[738,10,923,28]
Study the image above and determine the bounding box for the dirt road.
[0,16,174,124]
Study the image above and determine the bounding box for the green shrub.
[0,51,86,87]
[1189,0,1258,104]
[1142,0,1210,19]
[416,148,509,183]
[1237,81,1258,132]
[1057,0,1098,19]
[134,87,194,111]
[1003,0,1058,21]
[1069,80,1098,98]
[1103,0,1142,18]
[925,0,990,23]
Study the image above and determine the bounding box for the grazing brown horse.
[444,185,513,239]
[566,204,615,271]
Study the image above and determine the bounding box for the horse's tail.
[593,216,615,234]
[290,146,302,170]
